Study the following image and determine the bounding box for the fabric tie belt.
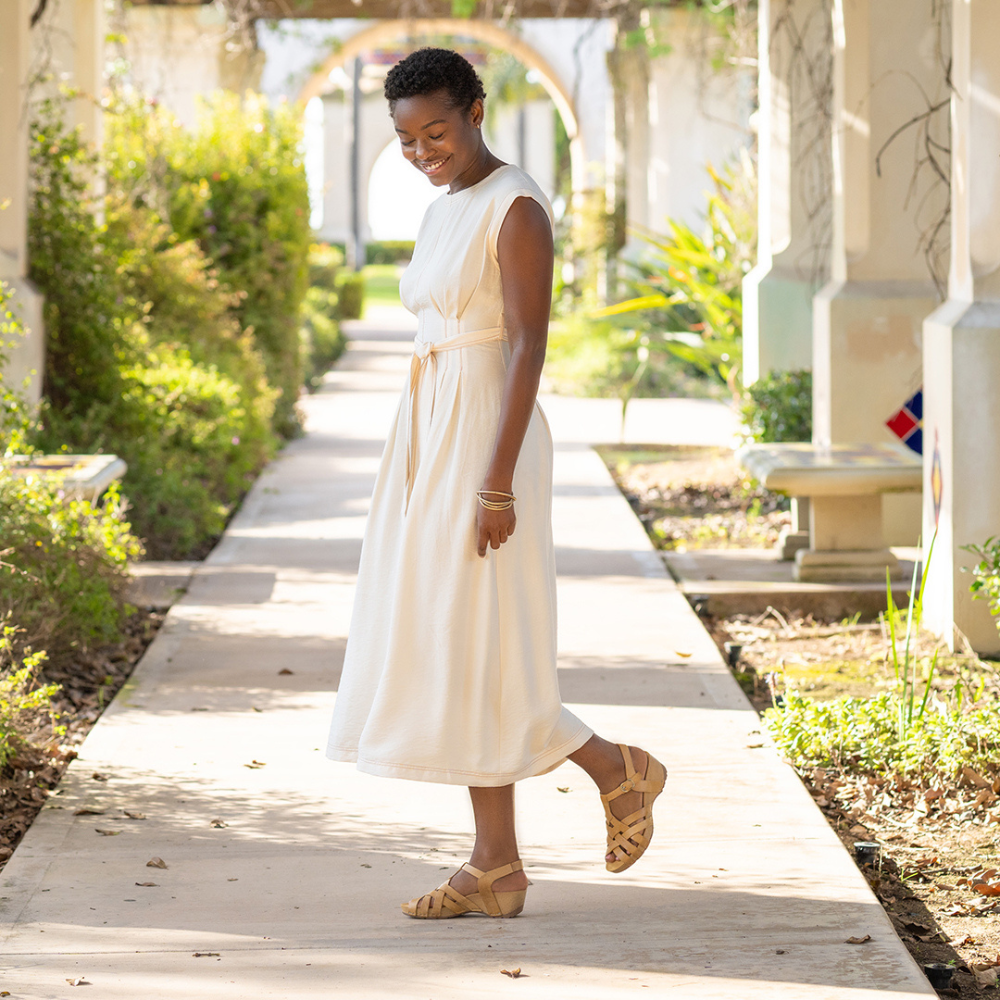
[405,325,505,512]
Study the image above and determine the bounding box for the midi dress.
[326,163,592,786]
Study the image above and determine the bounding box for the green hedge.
[27,99,280,559]
[335,272,365,320]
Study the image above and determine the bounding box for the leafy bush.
[595,153,757,397]
[336,272,365,320]
[151,93,312,437]
[27,105,135,418]
[0,471,141,659]
[965,536,1000,632]
[764,691,1000,781]
[740,369,813,443]
[28,99,279,558]
[0,285,36,457]
[0,632,59,770]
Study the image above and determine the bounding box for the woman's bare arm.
[476,196,554,557]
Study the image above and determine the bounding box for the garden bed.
[596,444,791,550]
[602,444,1000,998]
[708,609,1000,998]
[0,609,164,871]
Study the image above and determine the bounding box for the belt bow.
[404,325,504,512]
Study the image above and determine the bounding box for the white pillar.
[743,0,832,384]
[813,0,950,544]
[0,0,44,406]
[922,0,1000,655]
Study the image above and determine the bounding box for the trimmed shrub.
[335,272,365,320]
[740,369,813,443]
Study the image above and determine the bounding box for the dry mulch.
[0,610,164,871]
[707,610,1000,998]
[597,444,791,550]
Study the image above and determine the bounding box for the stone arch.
[297,19,585,192]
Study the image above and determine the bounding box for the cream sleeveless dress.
[326,163,592,786]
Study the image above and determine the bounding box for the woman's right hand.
[477,503,516,557]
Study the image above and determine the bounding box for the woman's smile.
[416,155,450,176]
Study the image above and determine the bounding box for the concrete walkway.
[1,319,933,999]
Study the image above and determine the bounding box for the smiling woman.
[324,46,667,922]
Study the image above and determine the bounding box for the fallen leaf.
[134,882,158,887]
[278,668,294,675]
[66,978,90,986]
[91,773,108,782]
[360,864,371,869]
[556,787,571,793]
[500,968,522,978]
[210,818,228,828]
[903,921,930,934]
[193,952,220,958]
[974,967,998,988]
[950,935,976,947]
[146,857,168,869]
[2,990,11,995]
[746,743,764,749]
[845,935,871,945]
[244,760,266,769]
[94,829,121,836]
[227,878,239,881]
[961,766,992,789]
[849,825,868,836]
[123,811,146,820]
[674,651,693,658]
[74,807,105,816]
[972,882,1000,896]
[252,706,263,712]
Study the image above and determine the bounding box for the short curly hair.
[384,48,486,114]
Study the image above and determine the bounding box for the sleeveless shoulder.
[480,165,554,260]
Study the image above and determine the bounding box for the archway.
[297,19,585,193]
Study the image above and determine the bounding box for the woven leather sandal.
[601,744,667,873]
[401,860,527,919]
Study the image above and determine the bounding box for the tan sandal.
[401,860,527,919]
[601,744,667,873]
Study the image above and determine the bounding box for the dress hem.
[326,722,593,787]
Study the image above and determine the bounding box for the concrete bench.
[736,442,922,583]
[4,453,128,502]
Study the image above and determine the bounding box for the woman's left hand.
[477,504,516,557]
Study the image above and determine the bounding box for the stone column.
[743,0,833,385]
[813,0,950,545]
[73,0,106,147]
[0,0,44,406]
[922,0,1000,655]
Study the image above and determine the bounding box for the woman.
[327,47,666,919]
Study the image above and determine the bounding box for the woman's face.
[391,89,484,190]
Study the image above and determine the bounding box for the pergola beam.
[129,0,629,19]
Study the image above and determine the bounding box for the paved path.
[1,320,933,999]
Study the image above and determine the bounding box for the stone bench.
[4,453,128,502]
[736,442,922,583]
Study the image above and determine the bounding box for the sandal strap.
[411,879,474,918]
[600,745,658,804]
[459,860,524,917]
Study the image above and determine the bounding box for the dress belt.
[405,325,504,512]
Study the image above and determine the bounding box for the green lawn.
[361,264,402,310]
